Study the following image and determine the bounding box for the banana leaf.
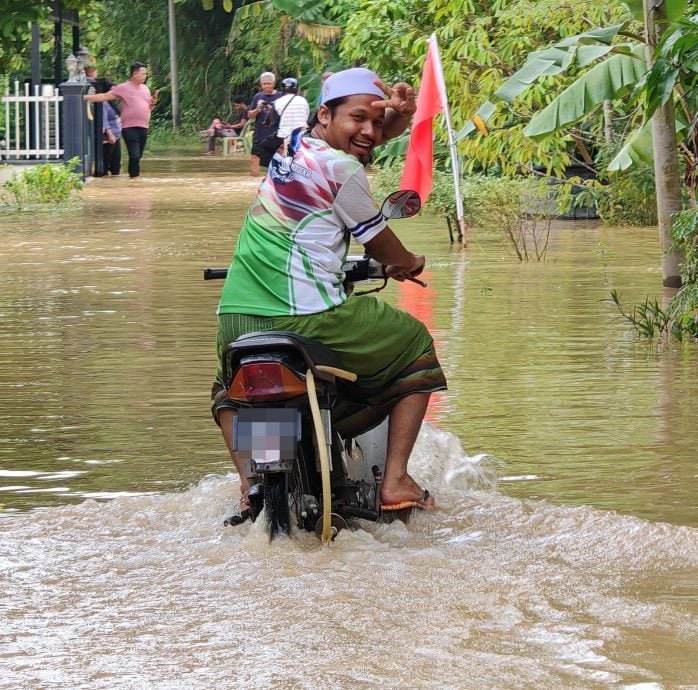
[556,24,625,47]
[607,120,654,170]
[523,45,647,140]
[608,108,688,170]
[493,58,561,103]
[622,0,689,22]
[493,26,625,104]
[457,25,627,140]
[576,44,616,66]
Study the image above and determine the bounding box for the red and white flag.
[399,34,448,205]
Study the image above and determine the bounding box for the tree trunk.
[168,0,179,133]
[644,0,683,288]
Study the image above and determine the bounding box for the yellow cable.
[306,369,332,544]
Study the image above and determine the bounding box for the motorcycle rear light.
[228,362,307,402]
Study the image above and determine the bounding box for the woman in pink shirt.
[85,62,158,178]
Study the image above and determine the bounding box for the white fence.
[1,81,63,161]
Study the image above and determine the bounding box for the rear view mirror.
[380,190,421,219]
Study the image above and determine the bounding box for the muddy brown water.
[1,155,696,688]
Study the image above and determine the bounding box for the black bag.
[261,105,280,130]
[261,134,284,154]
[258,95,297,161]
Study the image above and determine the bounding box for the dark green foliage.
[0,1,101,82]
[96,0,249,131]
[641,13,698,123]
[372,164,573,261]
[669,208,698,338]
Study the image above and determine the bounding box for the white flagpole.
[430,34,467,244]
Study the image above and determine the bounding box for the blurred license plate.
[233,408,300,461]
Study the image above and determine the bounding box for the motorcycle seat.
[224,331,355,383]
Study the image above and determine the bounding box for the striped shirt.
[218,135,387,316]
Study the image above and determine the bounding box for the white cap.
[320,68,385,105]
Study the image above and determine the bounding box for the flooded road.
[1,155,697,688]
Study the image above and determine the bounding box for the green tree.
[340,0,634,175]
[94,0,236,128]
[0,0,98,77]
[223,0,356,103]
[458,0,691,286]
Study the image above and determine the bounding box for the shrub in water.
[611,208,698,342]
[1,156,83,210]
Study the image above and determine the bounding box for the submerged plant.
[609,208,698,342]
[608,289,683,340]
[460,175,571,262]
[1,157,83,211]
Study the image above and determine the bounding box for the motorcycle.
[204,190,424,542]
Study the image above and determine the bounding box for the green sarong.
[213,294,447,435]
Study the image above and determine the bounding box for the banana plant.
[455,24,636,141]
[457,0,692,172]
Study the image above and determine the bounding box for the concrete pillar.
[59,81,91,176]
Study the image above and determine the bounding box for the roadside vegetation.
[0,157,83,211]
[611,208,698,340]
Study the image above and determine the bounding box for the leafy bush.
[372,164,574,260]
[1,157,83,210]
[462,175,572,261]
[572,148,658,226]
[668,208,698,339]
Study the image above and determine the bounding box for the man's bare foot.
[380,474,436,510]
[224,477,255,527]
[238,476,253,511]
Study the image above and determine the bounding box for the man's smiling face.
[317,95,385,165]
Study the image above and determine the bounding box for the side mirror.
[380,190,421,219]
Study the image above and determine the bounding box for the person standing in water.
[247,72,282,176]
[84,62,158,178]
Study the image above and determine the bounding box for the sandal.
[380,489,435,512]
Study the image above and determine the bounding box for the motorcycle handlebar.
[203,268,229,280]
[203,256,386,283]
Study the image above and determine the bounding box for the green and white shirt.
[218,135,387,316]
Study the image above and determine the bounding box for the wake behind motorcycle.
[205,191,424,542]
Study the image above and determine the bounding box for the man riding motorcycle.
[212,68,448,519]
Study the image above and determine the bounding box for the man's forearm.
[364,226,419,269]
[84,92,114,103]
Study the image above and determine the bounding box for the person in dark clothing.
[247,72,282,176]
[94,78,122,176]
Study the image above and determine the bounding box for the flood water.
[1,155,697,689]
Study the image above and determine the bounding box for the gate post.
[59,80,92,176]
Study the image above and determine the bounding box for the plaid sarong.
[212,294,447,436]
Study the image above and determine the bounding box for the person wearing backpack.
[258,77,310,163]
[274,78,310,141]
